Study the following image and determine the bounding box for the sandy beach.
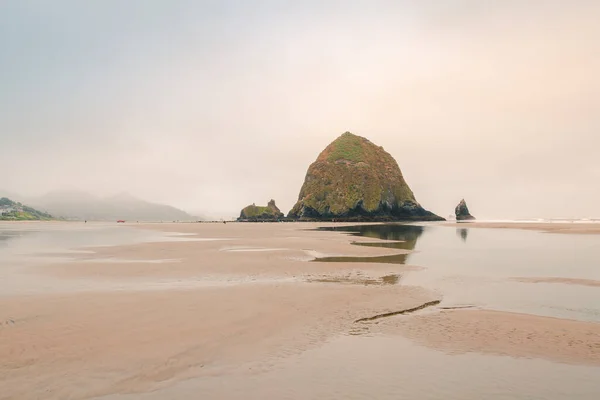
[1,221,600,400]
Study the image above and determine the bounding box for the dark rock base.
[288,203,445,222]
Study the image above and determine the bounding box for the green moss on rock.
[326,132,366,162]
[288,132,443,221]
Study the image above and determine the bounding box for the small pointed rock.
[455,199,475,221]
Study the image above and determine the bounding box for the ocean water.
[318,223,600,323]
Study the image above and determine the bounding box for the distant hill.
[0,197,54,220]
[26,191,198,222]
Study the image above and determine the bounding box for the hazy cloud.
[2,0,599,218]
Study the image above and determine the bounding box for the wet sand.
[1,221,600,399]
[41,222,410,279]
[375,309,600,366]
[0,284,434,400]
[0,222,432,400]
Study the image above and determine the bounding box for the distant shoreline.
[445,221,600,234]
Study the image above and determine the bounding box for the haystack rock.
[288,132,444,221]
[455,199,475,221]
[238,199,284,221]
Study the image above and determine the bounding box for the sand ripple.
[512,277,600,287]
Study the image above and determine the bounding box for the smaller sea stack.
[238,199,284,221]
[455,199,475,221]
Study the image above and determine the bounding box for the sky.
[1,0,599,219]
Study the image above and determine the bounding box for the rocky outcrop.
[288,132,443,222]
[455,199,475,221]
[238,199,284,221]
[0,197,53,221]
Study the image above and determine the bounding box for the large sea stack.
[238,199,284,221]
[288,132,443,221]
[455,199,475,221]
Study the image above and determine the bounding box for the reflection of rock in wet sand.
[313,253,411,265]
[319,224,424,248]
[456,228,468,242]
[315,224,424,264]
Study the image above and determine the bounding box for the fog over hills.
[1,190,198,222]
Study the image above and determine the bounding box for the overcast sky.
[1,1,599,219]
